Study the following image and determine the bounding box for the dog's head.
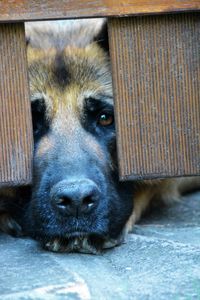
[23,20,134,253]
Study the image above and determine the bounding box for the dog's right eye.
[31,99,48,139]
[97,112,114,127]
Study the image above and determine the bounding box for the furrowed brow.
[85,96,113,112]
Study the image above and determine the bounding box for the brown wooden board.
[0,23,33,186]
[108,13,200,180]
[0,1,199,22]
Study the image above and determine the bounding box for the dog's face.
[23,22,134,253]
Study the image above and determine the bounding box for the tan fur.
[36,136,54,157]
[28,46,112,116]
[125,177,200,233]
[25,19,105,50]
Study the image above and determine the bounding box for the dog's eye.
[97,112,114,127]
[31,99,48,138]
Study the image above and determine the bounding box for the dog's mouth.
[40,232,125,254]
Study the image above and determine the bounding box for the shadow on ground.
[1,192,200,300]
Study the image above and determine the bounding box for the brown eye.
[98,112,114,126]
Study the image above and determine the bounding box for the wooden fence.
[0,1,199,186]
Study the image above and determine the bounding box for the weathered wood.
[0,23,33,186]
[0,1,199,22]
[108,13,200,180]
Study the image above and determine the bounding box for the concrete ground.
[0,192,200,300]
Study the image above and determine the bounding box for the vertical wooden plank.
[108,13,200,180]
[0,23,33,186]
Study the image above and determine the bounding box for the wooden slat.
[0,1,199,22]
[108,13,200,180]
[0,23,33,186]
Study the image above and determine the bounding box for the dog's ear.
[94,21,109,52]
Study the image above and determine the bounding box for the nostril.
[51,179,100,216]
[82,196,95,211]
[56,196,72,208]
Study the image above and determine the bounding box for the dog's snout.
[51,179,100,217]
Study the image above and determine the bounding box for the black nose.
[51,179,100,217]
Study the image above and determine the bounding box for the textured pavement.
[1,192,200,300]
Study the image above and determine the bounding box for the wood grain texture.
[0,23,33,186]
[108,13,200,180]
[0,1,199,22]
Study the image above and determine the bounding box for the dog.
[0,19,199,254]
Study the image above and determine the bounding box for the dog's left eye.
[97,112,114,126]
[31,98,49,139]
